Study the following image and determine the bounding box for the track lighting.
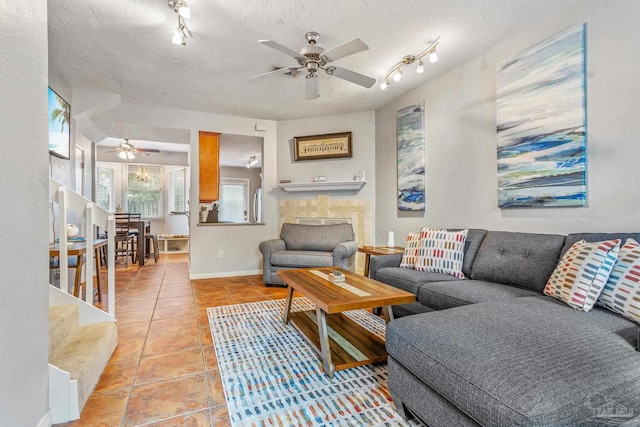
[168,0,192,46]
[247,155,258,168]
[380,37,440,90]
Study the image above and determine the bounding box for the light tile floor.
[57,254,291,426]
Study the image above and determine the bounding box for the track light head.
[416,60,424,74]
[429,50,438,63]
[380,80,389,90]
[393,69,403,82]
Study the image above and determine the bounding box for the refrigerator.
[253,188,263,223]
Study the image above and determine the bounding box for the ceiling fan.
[110,139,160,160]
[247,32,376,100]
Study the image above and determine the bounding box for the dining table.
[49,238,107,300]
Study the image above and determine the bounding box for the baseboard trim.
[190,269,261,280]
[37,410,52,427]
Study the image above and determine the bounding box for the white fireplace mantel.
[275,181,366,193]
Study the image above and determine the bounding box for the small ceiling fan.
[109,139,160,160]
[247,32,376,100]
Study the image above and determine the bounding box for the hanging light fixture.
[118,150,135,160]
[379,37,440,90]
[136,166,150,182]
[168,0,193,46]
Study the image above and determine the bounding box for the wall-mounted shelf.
[275,181,366,193]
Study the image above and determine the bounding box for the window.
[126,165,163,217]
[96,166,114,211]
[167,167,187,213]
[219,178,249,223]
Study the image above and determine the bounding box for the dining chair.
[114,213,136,266]
[50,253,103,302]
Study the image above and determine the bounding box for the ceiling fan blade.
[137,148,161,153]
[305,77,319,101]
[321,38,369,63]
[328,66,376,88]
[259,40,306,62]
[247,67,298,82]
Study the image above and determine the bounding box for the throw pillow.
[414,228,467,278]
[399,232,421,269]
[597,238,640,323]
[543,239,620,312]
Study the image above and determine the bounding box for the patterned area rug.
[207,298,422,426]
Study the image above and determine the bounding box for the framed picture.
[294,132,352,161]
[48,87,71,159]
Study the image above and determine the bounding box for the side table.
[358,245,405,277]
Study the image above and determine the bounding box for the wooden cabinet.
[199,131,220,202]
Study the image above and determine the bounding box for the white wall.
[375,0,640,245]
[0,0,51,425]
[277,111,376,242]
[96,102,278,277]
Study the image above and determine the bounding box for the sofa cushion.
[544,239,620,311]
[375,267,458,295]
[460,229,488,278]
[386,296,640,426]
[280,223,353,251]
[417,280,539,310]
[415,228,467,278]
[597,238,640,323]
[270,251,333,268]
[399,232,421,269]
[471,231,565,292]
[562,232,640,256]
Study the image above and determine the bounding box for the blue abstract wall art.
[397,104,425,211]
[496,24,587,208]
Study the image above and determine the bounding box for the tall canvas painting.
[397,104,425,211]
[496,24,586,208]
[48,87,71,159]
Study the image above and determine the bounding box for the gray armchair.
[259,223,358,286]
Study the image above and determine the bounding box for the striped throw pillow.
[596,238,640,323]
[414,228,467,278]
[399,232,421,269]
[543,239,620,312]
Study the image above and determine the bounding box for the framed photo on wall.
[294,132,352,161]
[48,87,71,160]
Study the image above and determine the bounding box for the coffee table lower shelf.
[289,310,387,373]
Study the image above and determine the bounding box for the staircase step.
[49,305,80,357]
[49,321,118,410]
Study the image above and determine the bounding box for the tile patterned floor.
[57,254,290,426]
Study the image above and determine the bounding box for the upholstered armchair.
[259,223,358,286]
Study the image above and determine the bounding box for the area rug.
[207,298,422,426]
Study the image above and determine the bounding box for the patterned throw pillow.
[596,238,640,323]
[543,239,620,312]
[399,232,421,269]
[414,228,467,278]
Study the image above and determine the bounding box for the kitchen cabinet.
[199,131,220,202]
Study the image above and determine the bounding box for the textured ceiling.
[48,0,578,122]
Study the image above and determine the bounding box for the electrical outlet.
[218,250,224,258]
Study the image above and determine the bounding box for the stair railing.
[49,178,116,317]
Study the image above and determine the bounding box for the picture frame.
[48,87,71,160]
[293,132,352,161]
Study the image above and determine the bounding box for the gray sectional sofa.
[370,230,640,426]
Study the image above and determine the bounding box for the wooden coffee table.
[278,267,415,378]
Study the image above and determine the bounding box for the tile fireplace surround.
[279,195,371,273]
